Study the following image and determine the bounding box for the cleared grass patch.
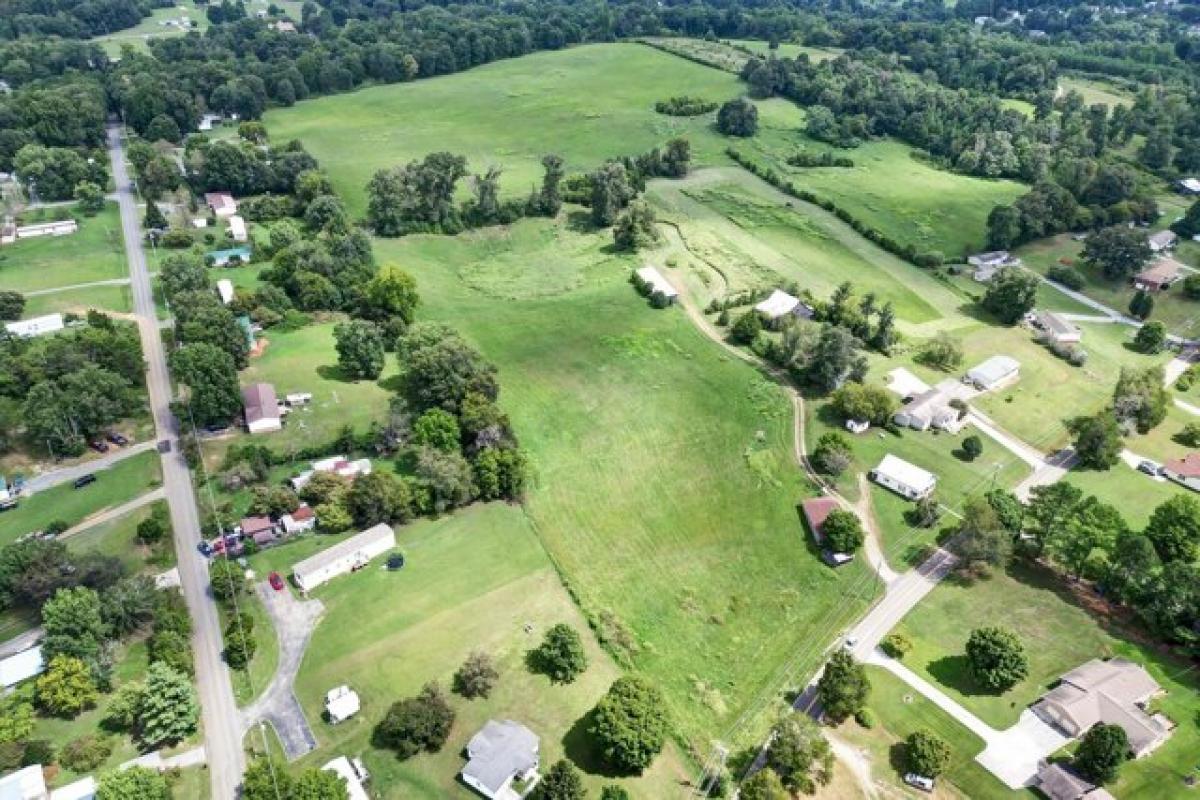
[266,43,745,217]
[65,499,176,576]
[22,284,133,318]
[0,204,126,294]
[91,0,210,57]
[1059,76,1134,108]
[0,450,162,547]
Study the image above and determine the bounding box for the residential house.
[870,454,937,500]
[292,523,395,592]
[5,314,64,338]
[242,383,283,434]
[1033,310,1082,345]
[965,355,1020,391]
[1031,658,1173,757]
[632,266,678,306]
[1162,452,1200,492]
[216,279,234,305]
[893,389,964,433]
[4,219,78,243]
[968,250,1021,282]
[0,645,44,690]
[325,685,361,724]
[239,515,276,546]
[228,214,248,243]
[1148,230,1177,253]
[289,456,372,490]
[205,192,238,218]
[281,505,317,535]
[800,496,853,566]
[460,720,541,800]
[1034,762,1115,800]
[755,289,814,326]
[1175,177,1200,195]
[1133,258,1182,292]
[321,757,369,800]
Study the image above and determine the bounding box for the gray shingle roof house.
[460,720,540,800]
[1031,658,1173,757]
[1034,762,1115,800]
[242,382,281,433]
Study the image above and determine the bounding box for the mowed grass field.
[247,503,691,798]
[92,0,209,57]
[0,203,126,295]
[890,563,1200,798]
[372,216,875,753]
[1059,76,1135,108]
[266,43,746,217]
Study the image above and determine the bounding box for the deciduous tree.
[589,675,670,774]
[816,650,869,722]
[1074,723,1129,784]
[965,626,1027,691]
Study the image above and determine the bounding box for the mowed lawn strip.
[268,503,690,798]
[265,43,745,217]
[374,216,874,749]
[20,283,133,318]
[0,204,127,293]
[0,450,162,547]
[889,563,1200,798]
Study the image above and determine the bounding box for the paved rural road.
[22,440,156,494]
[107,123,245,798]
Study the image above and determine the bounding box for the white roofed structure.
[0,645,44,689]
[292,523,395,592]
[966,355,1020,390]
[321,757,369,800]
[633,266,678,303]
[216,279,234,305]
[0,765,47,800]
[5,314,64,338]
[49,776,97,800]
[461,720,540,800]
[755,289,813,321]
[228,214,248,243]
[871,454,937,500]
[325,685,361,724]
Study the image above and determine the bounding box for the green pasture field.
[0,450,162,547]
[92,0,209,57]
[266,43,745,217]
[890,562,1200,798]
[250,503,691,798]
[727,39,843,62]
[1059,76,1135,108]
[21,284,133,318]
[0,203,126,294]
[372,215,875,752]
[1059,466,1185,529]
[65,499,176,576]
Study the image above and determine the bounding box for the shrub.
[530,623,588,684]
[1048,264,1086,290]
[59,735,114,772]
[881,633,912,659]
[961,435,983,461]
[453,651,499,699]
[655,96,718,116]
[854,708,875,729]
[730,310,762,345]
[373,682,455,759]
[905,730,951,777]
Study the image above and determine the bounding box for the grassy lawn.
[0,204,126,294]
[254,503,691,798]
[1059,76,1135,108]
[0,450,162,547]
[889,562,1200,798]
[727,39,843,62]
[838,667,1023,800]
[1057,466,1186,529]
[20,284,133,318]
[221,590,280,708]
[266,43,745,218]
[65,499,176,576]
[368,214,874,753]
[92,0,209,57]
[236,321,398,455]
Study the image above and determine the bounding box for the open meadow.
[91,0,209,57]
[265,43,745,217]
[0,204,126,296]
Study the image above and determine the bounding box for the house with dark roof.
[205,191,237,217]
[242,383,282,434]
[1163,451,1200,492]
[1133,258,1182,292]
[239,516,276,546]
[800,496,853,566]
[1031,658,1173,757]
[1034,762,1115,800]
[460,720,540,800]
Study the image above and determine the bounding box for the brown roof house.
[1034,762,1115,800]
[205,191,238,218]
[800,496,853,567]
[1163,452,1200,492]
[239,516,276,546]
[1031,658,1173,757]
[242,383,282,434]
[1133,258,1182,292]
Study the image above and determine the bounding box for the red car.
[268,572,285,591]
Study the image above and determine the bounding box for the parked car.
[1137,460,1161,476]
[904,774,935,792]
[269,572,285,591]
[0,498,18,512]
[106,432,129,446]
[157,439,171,453]
[197,541,213,557]
[73,474,96,489]
[89,440,109,453]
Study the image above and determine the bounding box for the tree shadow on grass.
[927,655,1003,699]
[888,742,910,776]
[377,373,405,393]
[316,364,356,383]
[562,709,624,779]
[565,210,596,234]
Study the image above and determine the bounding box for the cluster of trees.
[1064,366,1169,470]
[243,755,352,800]
[655,95,718,116]
[0,312,144,456]
[208,560,261,672]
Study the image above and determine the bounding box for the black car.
[106,432,129,446]
[73,474,97,489]
[89,440,109,453]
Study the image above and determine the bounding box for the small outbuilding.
[968,250,1020,282]
[285,392,313,407]
[242,383,282,434]
[632,266,678,306]
[965,355,1020,391]
[1133,258,1182,292]
[844,419,869,434]
[292,523,395,592]
[5,313,64,339]
[870,454,936,501]
[461,720,541,800]
[1033,310,1082,345]
[216,278,234,305]
[228,214,248,243]
[755,289,813,325]
[1175,177,1200,195]
[325,685,361,724]
[289,456,371,490]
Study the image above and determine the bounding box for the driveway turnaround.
[241,581,325,760]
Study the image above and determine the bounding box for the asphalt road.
[107,124,245,798]
[22,440,156,494]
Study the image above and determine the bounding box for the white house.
[281,505,317,535]
[871,454,937,500]
[460,720,540,800]
[242,383,282,434]
[893,389,964,433]
[228,214,248,243]
[1148,230,1177,253]
[965,355,1020,391]
[325,685,361,724]
[0,765,47,800]
[292,523,395,592]
[755,289,814,324]
[204,191,238,218]
[632,266,678,305]
[216,278,234,305]
[321,757,369,800]
[5,314,64,338]
[0,645,44,690]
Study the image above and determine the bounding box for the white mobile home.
[632,266,678,305]
[755,289,813,324]
[965,355,1020,391]
[871,454,937,500]
[292,523,395,592]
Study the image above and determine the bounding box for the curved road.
[107,124,244,798]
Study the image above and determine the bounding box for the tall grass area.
[265,43,745,217]
[373,216,875,752]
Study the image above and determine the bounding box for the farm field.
[370,214,875,752]
[0,450,162,547]
[0,204,126,295]
[1059,76,1135,107]
[250,503,691,798]
[266,43,745,217]
[889,563,1200,798]
[92,0,209,57]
